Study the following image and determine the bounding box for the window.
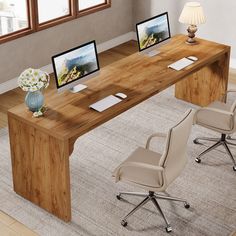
[78,0,111,17]
[37,0,71,24]
[36,0,75,30]
[0,0,111,43]
[0,0,29,37]
[78,0,106,11]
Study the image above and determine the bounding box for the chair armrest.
[198,107,233,116]
[194,107,234,129]
[115,161,164,182]
[146,132,167,149]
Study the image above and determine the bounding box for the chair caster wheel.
[166,225,172,233]
[193,139,201,145]
[184,202,190,209]
[233,166,236,171]
[116,195,121,200]
[121,220,128,227]
[195,158,201,163]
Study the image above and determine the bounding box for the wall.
[179,0,236,60]
[133,0,182,35]
[1,0,236,87]
[133,0,236,65]
[0,0,133,84]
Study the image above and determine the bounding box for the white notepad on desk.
[168,58,194,71]
[90,95,122,112]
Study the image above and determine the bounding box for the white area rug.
[0,86,235,236]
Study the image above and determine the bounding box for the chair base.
[193,134,236,171]
[116,191,190,233]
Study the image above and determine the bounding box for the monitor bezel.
[136,12,171,52]
[51,40,100,90]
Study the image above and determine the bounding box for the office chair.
[113,109,194,233]
[193,90,236,171]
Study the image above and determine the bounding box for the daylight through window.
[37,0,70,24]
[78,0,106,11]
[0,0,111,43]
[0,0,29,37]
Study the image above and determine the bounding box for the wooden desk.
[8,35,230,222]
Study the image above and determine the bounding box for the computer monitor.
[52,40,100,93]
[136,12,171,57]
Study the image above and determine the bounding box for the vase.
[25,90,44,112]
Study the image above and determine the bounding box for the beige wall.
[179,0,236,58]
[133,0,181,35]
[0,0,133,84]
[133,0,236,59]
[2,0,235,86]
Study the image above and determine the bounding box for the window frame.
[0,0,111,44]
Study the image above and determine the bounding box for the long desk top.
[8,34,230,141]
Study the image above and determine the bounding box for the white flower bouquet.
[18,68,50,92]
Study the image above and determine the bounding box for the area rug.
[0,86,235,236]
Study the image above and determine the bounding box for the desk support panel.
[175,51,230,106]
[8,115,72,222]
[7,35,231,222]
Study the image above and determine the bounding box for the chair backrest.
[159,109,195,186]
[230,100,236,113]
[229,99,236,132]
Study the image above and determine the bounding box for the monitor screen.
[52,40,100,90]
[136,12,171,52]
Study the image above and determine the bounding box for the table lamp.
[179,2,206,44]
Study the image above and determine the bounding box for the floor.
[1,85,236,236]
[0,210,38,236]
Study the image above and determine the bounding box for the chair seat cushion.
[195,101,233,132]
[113,147,163,188]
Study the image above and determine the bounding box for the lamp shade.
[179,2,206,25]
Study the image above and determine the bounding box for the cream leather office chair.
[113,109,194,233]
[193,90,236,171]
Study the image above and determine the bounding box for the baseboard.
[97,31,134,52]
[0,79,17,95]
[132,31,137,41]
[0,31,135,94]
[0,64,54,94]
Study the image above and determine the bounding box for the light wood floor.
[0,210,38,236]
[0,40,236,129]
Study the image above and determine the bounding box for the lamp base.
[185,40,197,45]
[186,24,198,45]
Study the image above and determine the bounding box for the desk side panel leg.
[175,51,230,106]
[8,115,71,222]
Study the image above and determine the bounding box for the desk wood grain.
[8,34,230,221]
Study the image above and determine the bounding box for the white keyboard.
[90,95,122,112]
[168,58,194,71]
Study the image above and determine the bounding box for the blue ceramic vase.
[25,90,44,112]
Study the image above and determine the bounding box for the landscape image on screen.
[137,14,169,50]
[54,43,98,86]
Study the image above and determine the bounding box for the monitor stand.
[69,84,87,93]
[145,50,160,57]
